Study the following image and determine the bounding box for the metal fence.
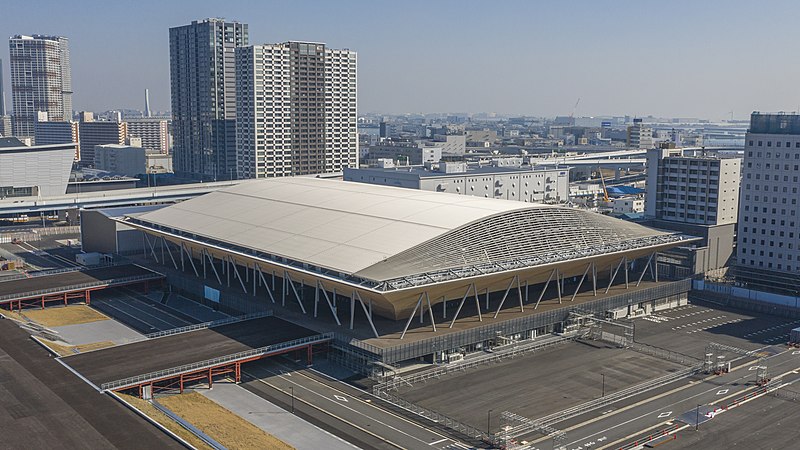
[0,272,164,303]
[502,364,701,441]
[100,333,334,391]
[373,280,691,364]
[0,225,80,243]
[375,333,574,393]
[373,389,494,446]
[144,311,273,339]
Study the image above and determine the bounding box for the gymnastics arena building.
[89,177,697,370]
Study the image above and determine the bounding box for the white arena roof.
[126,177,686,291]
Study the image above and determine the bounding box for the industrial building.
[91,177,695,370]
[344,160,570,203]
[0,137,75,198]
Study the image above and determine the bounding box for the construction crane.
[570,98,581,118]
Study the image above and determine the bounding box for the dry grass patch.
[118,394,212,450]
[159,392,295,450]
[18,304,108,327]
[35,337,115,356]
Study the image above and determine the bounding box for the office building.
[627,119,653,149]
[344,161,569,203]
[126,118,169,154]
[364,142,441,166]
[236,41,357,178]
[8,35,72,140]
[645,144,741,278]
[170,18,248,180]
[79,120,127,167]
[430,134,466,155]
[0,137,75,198]
[34,112,80,160]
[735,112,800,292]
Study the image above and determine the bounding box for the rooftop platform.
[0,318,181,449]
[62,316,322,389]
[0,264,163,305]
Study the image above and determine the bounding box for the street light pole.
[487,409,493,436]
[695,404,700,430]
[602,373,605,397]
[290,386,294,414]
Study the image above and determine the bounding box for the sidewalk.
[201,382,359,450]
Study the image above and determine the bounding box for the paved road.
[522,347,800,450]
[241,358,474,450]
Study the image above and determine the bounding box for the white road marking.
[716,389,729,395]
[657,411,672,418]
[429,438,448,445]
[334,394,348,402]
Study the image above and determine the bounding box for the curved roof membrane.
[131,177,683,290]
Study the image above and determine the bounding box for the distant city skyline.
[2,0,800,120]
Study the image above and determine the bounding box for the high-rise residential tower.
[735,112,800,293]
[236,41,357,178]
[8,35,73,140]
[169,19,248,180]
[0,57,6,116]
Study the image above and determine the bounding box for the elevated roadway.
[0,180,238,216]
[0,264,164,310]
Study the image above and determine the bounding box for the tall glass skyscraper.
[169,18,248,180]
[8,35,73,140]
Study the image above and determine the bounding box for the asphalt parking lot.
[396,339,685,433]
[632,302,800,358]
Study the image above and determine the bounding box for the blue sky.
[1,0,799,119]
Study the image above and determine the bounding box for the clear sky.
[1,0,798,120]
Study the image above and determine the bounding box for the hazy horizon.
[2,0,799,121]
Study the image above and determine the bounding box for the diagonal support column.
[317,281,341,325]
[605,257,626,294]
[624,256,629,288]
[534,269,556,310]
[473,284,482,322]
[571,263,592,302]
[556,269,562,303]
[203,249,222,285]
[494,275,520,318]
[181,243,199,277]
[354,291,379,338]
[162,237,178,270]
[449,284,475,328]
[229,257,247,294]
[284,271,307,314]
[425,292,436,333]
[144,234,159,263]
[636,253,655,287]
[255,264,276,303]
[592,262,597,296]
[401,294,424,339]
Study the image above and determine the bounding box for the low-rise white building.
[344,161,570,203]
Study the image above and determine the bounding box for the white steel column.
[605,257,625,294]
[534,269,556,310]
[203,249,222,285]
[571,263,591,302]
[494,275,519,318]
[353,291,379,338]
[636,253,655,287]
[401,294,424,339]
[449,284,474,328]
[284,271,306,314]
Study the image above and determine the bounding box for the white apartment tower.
[9,35,72,140]
[236,41,357,178]
[736,112,800,292]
